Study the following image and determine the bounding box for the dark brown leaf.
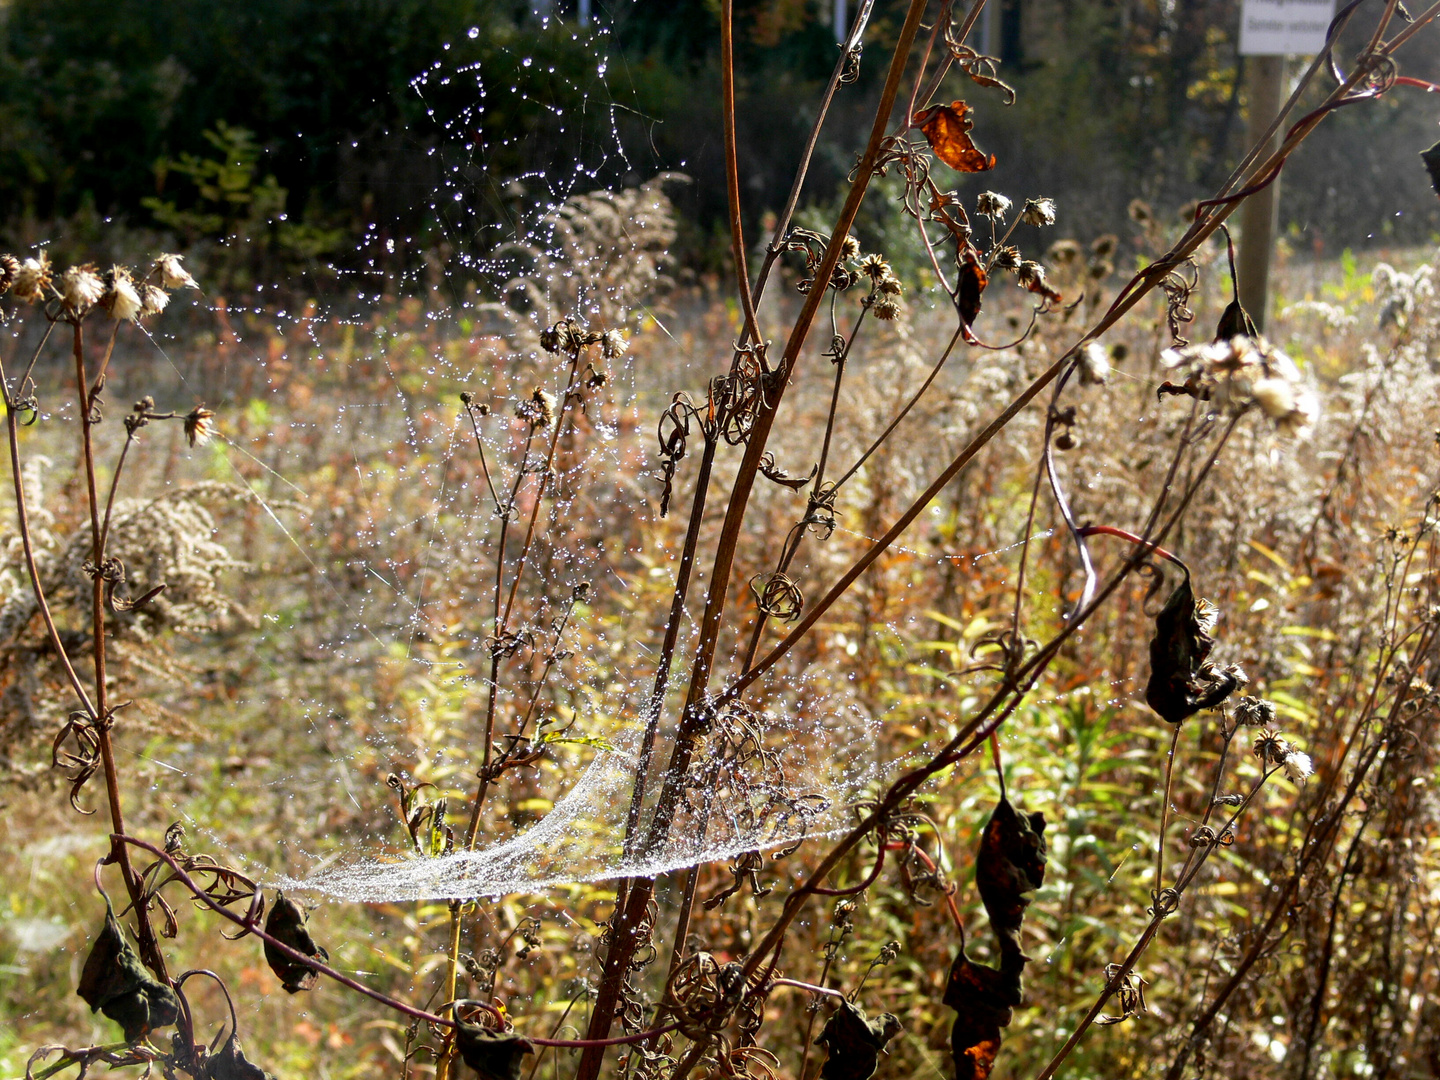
[943,951,1024,1080]
[77,899,180,1042]
[957,251,988,328]
[263,893,327,993]
[203,1032,275,1080]
[1145,569,1245,724]
[455,1026,535,1080]
[976,796,1047,947]
[1214,299,1257,341]
[815,1000,903,1080]
[1422,140,1440,199]
[914,102,996,173]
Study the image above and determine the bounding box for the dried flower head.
[140,285,169,317]
[103,266,143,321]
[1283,749,1313,784]
[976,191,1012,220]
[153,254,198,291]
[1233,696,1276,726]
[1253,728,1289,767]
[517,388,557,428]
[1128,198,1153,224]
[601,329,628,359]
[873,295,902,321]
[59,264,105,313]
[991,245,1021,272]
[1047,239,1082,266]
[0,254,18,294]
[1017,261,1049,291]
[1021,198,1057,227]
[1091,234,1118,259]
[839,233,861,260]
[13,254,52,303]
[1078,343,1110,386]
[860,254,891,281]
[183,406,216,447]
[1160,336,1319,437]
[875,273,902,296]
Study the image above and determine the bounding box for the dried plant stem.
[574,4,933,1071]
[1153,722,1183,904]
[720,0,761,348]
[64,320,168,981]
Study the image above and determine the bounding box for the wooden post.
[1237,54,1285,332]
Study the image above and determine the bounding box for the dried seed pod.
[815,1000,903,1080]
[263,893,328,993]
[455,1026,535,1080]
[77,899,180,1042]
[203,1031,276,1080]
[1145,568,1246,725]
[976,796,1047,948]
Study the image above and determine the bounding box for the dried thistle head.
[102,266,142,322]
[976,191,1012,220]
[13,254,52,303]
[183,406,216,448]
[59,264,105,314]
[1021,198,1057,227]
[153,253,198,291]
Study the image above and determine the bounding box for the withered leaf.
[915,101,996,173]
[976,796,1047,947]
[1214,298,1257,342]
[263,892,328,993]
[77,899,180,1042]
[957,251,989,328]
[203,1031,276,1080]
[1145,569,1245,724]
[455,1026,535,1080]
[1423,141,1440,199]
[943,951,1024,1080]
[815,1000,903,1080]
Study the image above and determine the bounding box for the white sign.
[1240,0,1335,55]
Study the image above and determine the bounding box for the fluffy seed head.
[59,264,105,313]
[154,254,198,290]
[13,254,52,303]
[976,191,1012,220]
[1021,198,1057,227]
[103,266,143,321]
[1078,342,1110,386]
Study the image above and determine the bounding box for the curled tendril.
[750,572,804,622]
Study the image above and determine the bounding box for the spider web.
[127,10,899,904]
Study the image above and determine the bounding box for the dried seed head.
[991,245,1021,272]
[1091,234,1118,259]
[1253,727,1289,767]
[1128,198,1153,224]
[1233,696,1276,726]
[860,254,891,281]
[1078,342,1110,386]
[601,329,628,359]
[1017,261,1049,291]
[13,254,52,303]
[183,406,216,447]
[976,191,1012,220]
[839,233,861,259]
[153,253,198,290]
[0,253,18,294]
[517,387,557,428]
[102,266,143,321]
[1021,198,1057,227]
[1283,749,1313,783]
[873,295,902,321]
[1088,259,1115,281]
[59,264,105,313]
[1047,239,1082,266]
[875,273,903,296]
[539,323,562,354]
[1160,336,1319,437]
[140,284,169,317]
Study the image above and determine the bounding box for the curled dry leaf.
[944,951,1024,1080]
[77,899,180,1042]
[1145,568,1246,725]
[1422,140,1440,199]
[1214,298,1259,341]
[956,250,989,329]
[976,796,1048,950]
[815,1000,903,1080]
[263,893,328,993]
[914,101,996,173]
[202,1031,276,1080]
[455,1026,535,1080]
